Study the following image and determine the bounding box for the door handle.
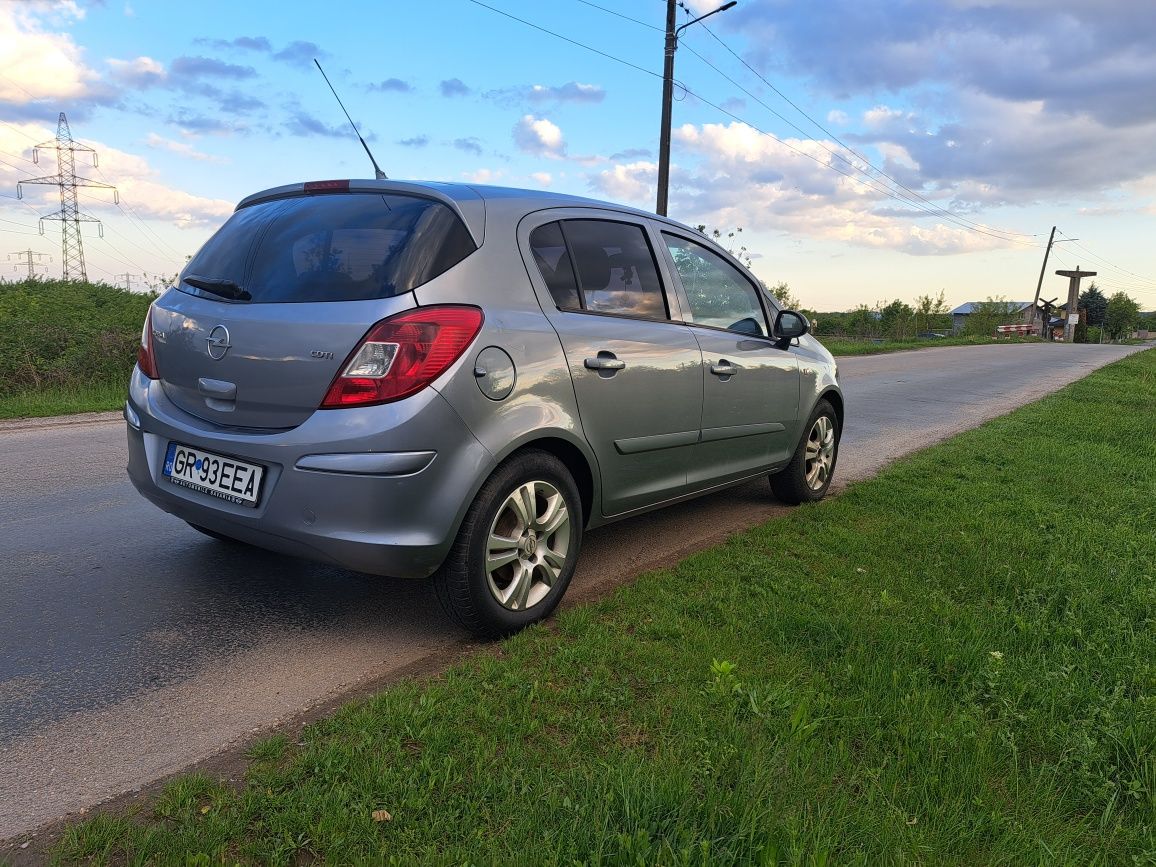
[710,361,738,376]
[584,355,626,371]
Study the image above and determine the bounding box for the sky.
[1,0,1155,311]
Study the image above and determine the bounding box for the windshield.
[179,192,476,303]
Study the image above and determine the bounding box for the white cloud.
[531,172,552,187]
[463,168,504,184]
[527,82,604,103]
[0,3,100,104]
[107,56,166,88]
[827,110,849,125]
[590,122,1018,256]
[590,161,656,204]
[513,115,565,158]
[145,133,226,164]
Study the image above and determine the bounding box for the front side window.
[663,234,768,336]
[529,219,669,320]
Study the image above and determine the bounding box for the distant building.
[950,301,1034,335]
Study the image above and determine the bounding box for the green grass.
[0,377,126,419]
[0,279,151,419]
[52,350,1156,865]
[824,334,1040,356]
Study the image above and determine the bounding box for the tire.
[433,450,583,639]
[770,399,839,505]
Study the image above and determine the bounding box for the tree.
[695,224,752,269]
[964,297,1021,336]
[877,298,914,339]
[694,224,806,312]
[844,305,881,338]
[1104,291,1141,340]
[913,290,950,335]
[1078,282,1107,326]
[767,280,802,310]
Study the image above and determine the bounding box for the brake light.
[137,305,159,379]
[304,179,351,193]
[321,306,484,408]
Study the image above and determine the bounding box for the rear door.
[522,214,702,517]
[659,231,800,488]
[151,191,476,429]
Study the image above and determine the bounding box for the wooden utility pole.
[655,0,736,216]
[1055,267,1096,342]
[1030,226,1056,335]
[655,0,677,217]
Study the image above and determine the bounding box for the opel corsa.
[126,179,843,637]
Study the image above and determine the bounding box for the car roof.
[235,178,695,247]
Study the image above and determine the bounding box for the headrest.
[572,244,611,291]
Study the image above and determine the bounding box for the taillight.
[137,305,159,379]
[320,306,484,408]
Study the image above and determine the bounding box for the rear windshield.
[179,193,477,303]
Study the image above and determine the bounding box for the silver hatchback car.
[126,179,842,637]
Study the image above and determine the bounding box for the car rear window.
[179,193,476,303]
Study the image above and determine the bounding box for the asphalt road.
[0,342,1147,839]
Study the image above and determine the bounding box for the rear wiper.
[184,274,252,302]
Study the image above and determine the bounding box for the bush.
[0,279,155,396]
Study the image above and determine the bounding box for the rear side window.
[529,219,668,320]
[180,193,476,303]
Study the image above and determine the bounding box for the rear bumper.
[125,368,494,579]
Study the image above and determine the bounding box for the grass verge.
[51,350,1155,865]
[824,334,1040,355]
[0,378,125,420]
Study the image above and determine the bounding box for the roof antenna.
[313,58,387,179]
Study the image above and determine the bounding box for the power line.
[679,39,1035,242]
[573,0,1037,241]
[1054,230,1156,287]
[93,164,186,261]
[572,0,663,31]
[0,154,38,177]
[1050,247,1156,298]
[475,0,1038,246]
[604,0,1037,241]
[673,40,1034,243]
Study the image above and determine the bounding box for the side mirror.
[774,310,810,349]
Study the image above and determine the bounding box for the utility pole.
[8,249,51,279]
[1055,267,1096,342]
[1030,226,1056,336]
[656,0,678,218]
[117,272,137,291]
[655,0,737,216]
[16,113,118,282]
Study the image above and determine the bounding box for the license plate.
[163,443,264,506]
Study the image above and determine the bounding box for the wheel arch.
[491,432,599,528]
[819,387,844,432]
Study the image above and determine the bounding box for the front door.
[523,216,703,517]
[660,231,800,489]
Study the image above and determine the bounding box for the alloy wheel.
[804,415,836,491]
[484,480,571,611]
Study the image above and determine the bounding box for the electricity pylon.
[17,113,118,282]
[8,249,51,279]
